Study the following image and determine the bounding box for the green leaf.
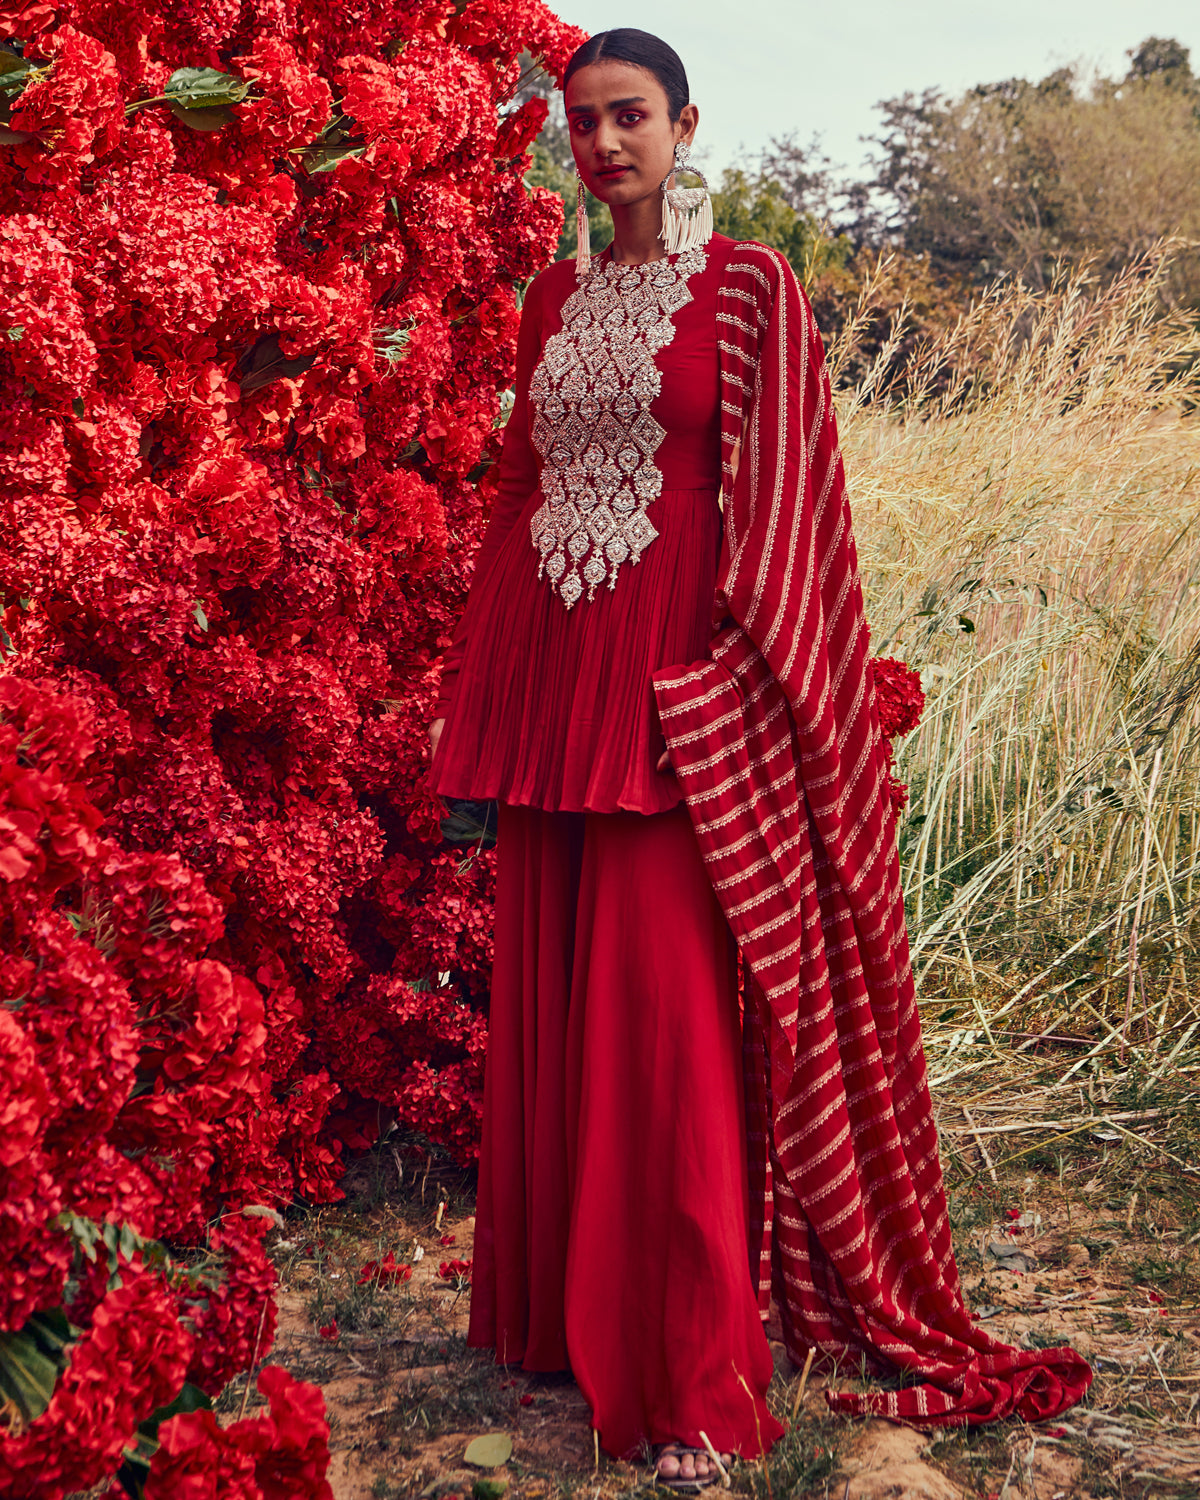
[957,615,975,633]
[115,1384,211,1497]
[0,1309,76,1426]
[144,1380,211,1439]
[440,798,497,848]
[57,1211,102,1261]
[166,100,235,133]
[164,66,249,110]
[238,330,318,393]
[193,601,208,632]
[474,1481,508,1500]
[303,140,366,174]
[0,51,35,101]
[464,1433,513,1468]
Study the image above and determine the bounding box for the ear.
[676,102,699,148]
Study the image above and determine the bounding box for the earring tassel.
[661,186,712,255]
[575,176,591,280]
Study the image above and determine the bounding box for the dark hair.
[562,29,690,123]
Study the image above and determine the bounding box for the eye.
[571,115,595,134]
[617,111,644,126]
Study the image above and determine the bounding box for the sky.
[548,0,1200,180]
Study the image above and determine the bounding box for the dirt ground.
[244,1057,1200,1499]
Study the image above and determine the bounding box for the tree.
[1127,36,1196,88]
[710,166,852,283]
[859,40,1200,300]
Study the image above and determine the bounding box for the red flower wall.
[0,4,922,1488]
[0,0,582,1491]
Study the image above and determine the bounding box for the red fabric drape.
[653,243,1092,1425]
[468,803,785,1459]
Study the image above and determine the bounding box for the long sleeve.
[433,276,544,719]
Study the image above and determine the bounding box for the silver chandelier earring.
[575,167,591,280]
[660,140,713,255]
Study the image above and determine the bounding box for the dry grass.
[840,244,1200,1071]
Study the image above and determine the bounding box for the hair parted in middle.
[561,28,690,123]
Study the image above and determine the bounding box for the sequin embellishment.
[528,246,708,609]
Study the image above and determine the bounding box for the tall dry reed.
[837,247,1200,1073]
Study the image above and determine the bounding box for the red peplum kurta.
[431,235,785,1461]
[431,243,730,813]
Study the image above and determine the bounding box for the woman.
[429,27,1091,1490]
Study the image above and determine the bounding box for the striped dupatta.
[651,243,1092,1425]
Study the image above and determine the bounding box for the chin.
[589,176,644,207]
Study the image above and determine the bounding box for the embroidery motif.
[528,246,708,609]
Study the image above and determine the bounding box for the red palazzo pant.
[467,800,786,1461]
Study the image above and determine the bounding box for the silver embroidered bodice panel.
[528,245,708,610]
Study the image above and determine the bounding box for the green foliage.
[711,167,852,284]
[161,65,251,110]
[1127,35,1198,88]
[0,45,37,103]
[0,1309,74,1429]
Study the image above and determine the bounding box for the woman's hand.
[656,748,673,774]
[429,717,445,759]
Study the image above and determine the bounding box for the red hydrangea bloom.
[7,25,124,189]
[146,1366,333,1499]
[181,1212,279,1397]
[0,1271,191,1498]
[869,655,925,816]
[871,655,926,740]
[234,38,333,155]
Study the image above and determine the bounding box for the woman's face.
[565,59,698,209]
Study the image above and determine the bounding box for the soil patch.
[248,1061,1200,1497]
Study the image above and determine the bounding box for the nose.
[591,118,621,160]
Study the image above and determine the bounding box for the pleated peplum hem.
[431,485,722,816]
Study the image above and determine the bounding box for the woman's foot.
[653,1441,733,1490]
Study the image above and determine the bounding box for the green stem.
[124,90,264,116]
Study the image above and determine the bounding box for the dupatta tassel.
[660,140,713,256]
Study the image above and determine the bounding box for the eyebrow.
[567,96,648,115]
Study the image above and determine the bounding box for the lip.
[595,165,631,179]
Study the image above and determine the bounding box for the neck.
[606,191,667,266]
